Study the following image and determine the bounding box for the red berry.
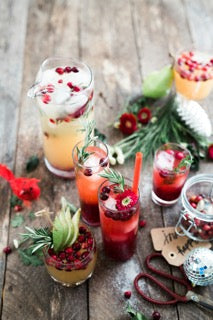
[42,94,51,104]
[100,193,109,201]
[79,226,87,234]
[65,247,73,254]
[71,67,79,73]
[58,79,63,83]
[14,205,22,212]
[124,291,131,299]
[67,82,73,89]
[195,195,203,203]
[139,220,146,228]
[49,118,55,124]
[3,246,12,254]
[72,242,81,251]
[72,86,80,92]
[78,235,85,243]
[190,202,197,209]
[55,67,64,75]
[59,252,66,260]
[202,224,211,231]
[175,151,184,160]
[208,144,213,160]
[64,66,72,73]
[47,84,54,93]
[84,168,93,176]
[152,311,161,320]
[166,149,174,155]
[102,186,111,194]
[99,158,108,167]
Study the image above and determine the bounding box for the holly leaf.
[11,214,25,228]
[26,155,39,172]
[143,65,173,98]
[18,248,44,266]
[10,195,23,208]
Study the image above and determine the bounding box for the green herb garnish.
[126,304,148,320]
[20,227,53,254]
[77,121,95,164]
[18,248,44,266]
[26,155,39,172]
[99,168,125,192]
[174,154,192,173]
[94,128,107,143]
[11,214,25,228]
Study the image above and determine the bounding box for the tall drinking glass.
[28,57,94,178]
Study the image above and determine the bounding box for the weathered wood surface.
[0,0,212,319]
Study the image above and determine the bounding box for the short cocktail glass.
[28,57,94,178]
[43,224,97,287]
[152,143,192,206]
[98,179,140,261]
[72,139,109,226]
[173,50,213,100]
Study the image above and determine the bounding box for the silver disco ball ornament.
[183,248,213,286]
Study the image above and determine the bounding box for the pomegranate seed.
[64,66,72,73]
[100,193,109,201]
[152,311,161,320]
[194,76,200,82]
[58,79,63,84]
[47,84,54,93]
[72,86,80,92]
[42,94,51,104]
[79,226,87,234]
[175,151,184,160]
[84,168,93,176]
[194,218,201,226]
[71,67,79,73]
[14,205,22,212]
[195,195,203,203]
[202,224,211,231]
[139,219,146,228]
[51,255,57,260]
[189,51,194,57]
[55,67,64,75]
[159,169,170,178]
[124,291,131,299]
[190,202,197,209]
[67,82,73,89]
[49,118,55,124]
[3,246,12,254]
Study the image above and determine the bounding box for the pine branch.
[20,227,53,254]
[77,120,95,163]
[99,168,125,192]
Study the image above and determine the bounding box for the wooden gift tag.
[151,227,211,266]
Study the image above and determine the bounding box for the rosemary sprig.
[20,227,53,254]
[174,154,192,173]
[99,168,125,192]
[77,120,95,164]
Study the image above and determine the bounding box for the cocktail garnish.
[76,121,95,164]
[116,189,138,210]
[99,168,125,192]
[174,154,192,173]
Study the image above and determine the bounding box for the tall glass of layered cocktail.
[28,57,94,178]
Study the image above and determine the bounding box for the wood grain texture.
[0,0,212,319]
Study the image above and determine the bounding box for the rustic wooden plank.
[0,0,29,316]
[1,1,88,319]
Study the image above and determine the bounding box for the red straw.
[132,152,143,195]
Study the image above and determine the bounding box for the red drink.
[152,143,191,206]
[98,180,140,261]
[73,139,109,226]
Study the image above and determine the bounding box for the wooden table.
[0,1,212,319]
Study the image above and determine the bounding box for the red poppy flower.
[119,113,137,135]
[137,107,151,124]
[208,144,213,160]
[116,189,138,211]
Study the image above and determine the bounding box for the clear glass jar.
[175,174,213,241]
[28,57,94,178]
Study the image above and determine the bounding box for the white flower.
[113,121,120,129]
[106,144,125,165]
[114,146,125,164]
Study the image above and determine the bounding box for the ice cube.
[65,94,88,114]
[156,151,174,170]
[55,87,70,104]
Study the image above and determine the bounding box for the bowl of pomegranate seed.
[175,174,213,241]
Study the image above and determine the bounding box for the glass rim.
[154,142,192,173]
[38,56,94,100]
[98,177,140,214]
[72,138,109,169]
[181,173,213,221]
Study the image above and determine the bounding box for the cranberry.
[84,168,93,176]
[66,266,73,272]
[59,252,66,260]
[67,254,75,262]
[71,67,79,73]
[78,235,85,243]
[3,246,12,254]
[48,248,54,255]
[119,211,132,221]
[65,247,73,254]
[175,151,185,160]
[105,210,114,218]
[195,195,203,203]
[47,84,54,93]
[58,79,63,83]
[72,242,81,251]
[14,205,22,212]
[55,262,63,270]
[74,259,82,270]
[102,186,110,194]
[73,86,80,92]
[81,251,89,260]
[190,202,197,209]
[79,226,87,234]
[112,213,120,221]
[152,311,161,320]
[87,238,93,246]
[99,158,108,167]
[165,149,174,155]
[85,232,92,239]
[51,255,57,260]
[194,218,201,226]
[67,82,73,89]
[55,67,64,75]
[124,291,131,299]
[159,169,170,178]
[100,193,109,201]
[64,66,72,73]
[202,224,211,232]
[139,219,146,228]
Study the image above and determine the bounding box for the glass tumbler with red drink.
[98,153,142,261]
[152,143,192,206]
[73,138,109,226]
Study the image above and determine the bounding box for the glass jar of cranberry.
[175,174,213,241]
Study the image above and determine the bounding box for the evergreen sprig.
[174,154,192,173]
[77,121,95,164]
[20,227,53,254]
[99,168,125,192]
